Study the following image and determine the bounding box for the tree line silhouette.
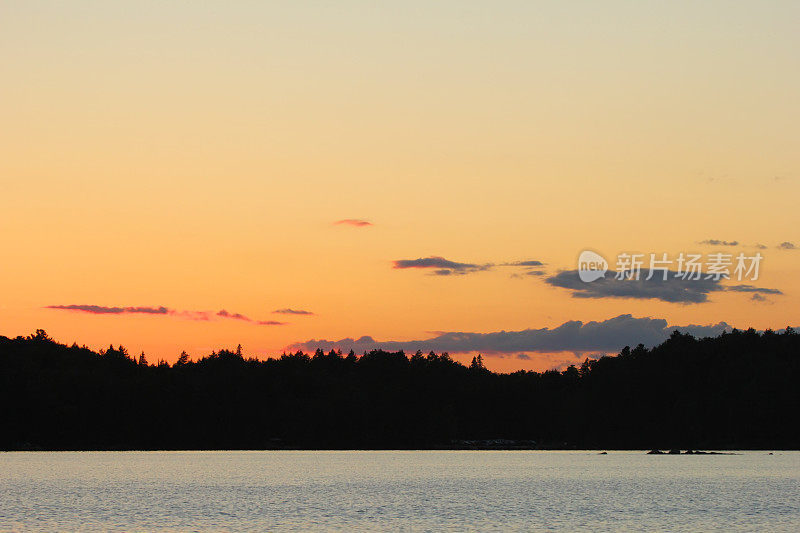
[1,327,798,450]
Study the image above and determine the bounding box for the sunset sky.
[1,1,798,371]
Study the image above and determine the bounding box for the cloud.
[217,309,289,325]
[545,270,724,303]
[217,309,252,321]
[504,260,544,267]
[287,314,733,357]
[505,260,547,278]
[273,308,314,316]
[393,256,485,270]
[217,309,262,322]
[392,256,545,277]
[334,219,372,227]
[777,241,797,250]
[751,293,769,303]
[511,270,546,279]
[45,304,169,315]
[393,256,492,275]
[47,305,286,326]
[699,239,739,246]
[725,284,783,295]
[171,310,213,321]
[545,271,784,304]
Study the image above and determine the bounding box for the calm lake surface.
[1,451,798,531]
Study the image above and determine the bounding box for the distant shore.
[3,329,799,451]
[3,443,790,453]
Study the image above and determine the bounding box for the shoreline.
[2,447,789,453]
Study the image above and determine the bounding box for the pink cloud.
[334,219,372,227]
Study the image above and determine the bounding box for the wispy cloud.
[217,309,249,321]
[288,314,734,357]
[215,309,287,325]
[273,308,315,316]
[778,241,797,250]
[699,239,739,246]
[393,256,492,276]
[170,310,213,321]
[725,285,782,295]
[392,256,546,277]
[47,305,287,326]
[511,270,546,279]
[334,219,372,227]
[45,305,169,315]
[503,260,545,267]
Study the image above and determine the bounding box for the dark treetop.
[1,327,798,450]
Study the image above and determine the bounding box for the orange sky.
[1,1,798,371]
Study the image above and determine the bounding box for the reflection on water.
[1,451,798,532]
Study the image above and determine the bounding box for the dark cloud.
[218,309,290,325]
[393,256,544,276]
[516,353,531,360]
[699,239,739,246]
[504,260,544,267]
[393,256,485,270]
[273,308,314,316]
[217,309,252,322]
[288,314,732,357]
[751,294,769,303]
[777,241,797,250]
[511,270,546,279]
[545,271,783,303]
[393,256,492,275]
[334,219,372,227]
[545,270,723,303]
[726,285,783,295]
[45,304,169,315]
[505,260,547,278]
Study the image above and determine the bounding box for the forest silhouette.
[1,327,798,450]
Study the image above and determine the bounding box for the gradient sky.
[1,1,798,371]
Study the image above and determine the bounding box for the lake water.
[1,451,798,531]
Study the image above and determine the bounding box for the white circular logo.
[578,250,608,282]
